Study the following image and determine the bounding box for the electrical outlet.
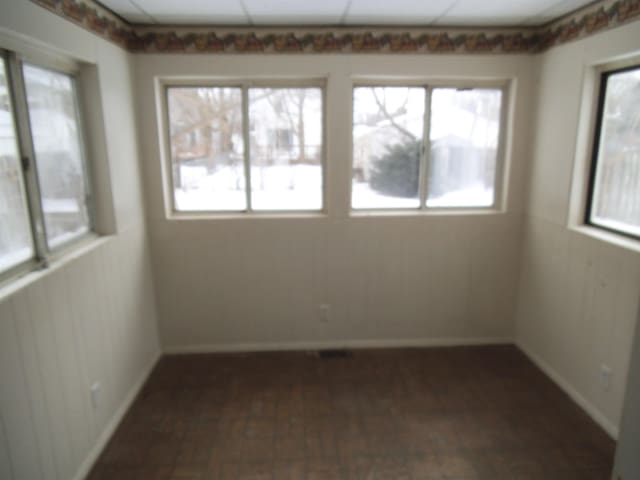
[599,365,612,391]
[318,304,330,323]
[90,382,102,409]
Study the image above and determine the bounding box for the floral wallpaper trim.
[29,0,640,54]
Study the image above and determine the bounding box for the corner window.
[165,83,324,213]
[586,65,640,239]
[351,84,504,211]
[23,64,91,247]
[0,56,33,273]
[0,50,92,279]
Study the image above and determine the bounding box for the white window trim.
[348,78,511,214]
[568,54,640,252]
[156,77,328,218]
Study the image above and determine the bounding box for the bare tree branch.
[372,90,417,142]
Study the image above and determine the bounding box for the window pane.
[23,64,90,248]
[352,87,424,209]
[0,58,33,272]
[249,88,323,211]
[590,68,640,237]
[427,88,502,208]
[167,87,245,211]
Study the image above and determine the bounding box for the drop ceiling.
[98,0,597,27]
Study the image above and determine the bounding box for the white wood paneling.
[0,413,14,480]
[0,226,160,480]
[0,5,161,480]
[26,280,75,480]
[0,300,43,480]
[612,304,640,480]
[516,217,640,435]
[516,21,640,437]
[45,274,91,472]
[11,290,58,480]
[136,53,532,351]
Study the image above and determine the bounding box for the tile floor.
[88,346,615,479]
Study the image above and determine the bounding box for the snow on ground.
[426,185,493,208]
[351,183,419,209]
[47,226,89,249]
[175,164,494,212]
[175,164,322,211]
[591,215,640,237]
[0,246,31,272]
[42,197,81,213]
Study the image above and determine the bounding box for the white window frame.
[0,48,95,284]
[349,79,510,214]
[568,55,640,252]
[158,78,327,217]
[584,63,640,240]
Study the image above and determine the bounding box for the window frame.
[584,63,640,241]
[349,79,509,213]
[159,78,327,217]
[0,48,95,284]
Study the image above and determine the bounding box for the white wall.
[135,54,534,352]
[515,21,640,438]
[613,302,640,480]
[0,1,161,479]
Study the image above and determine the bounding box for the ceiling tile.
[433,15,531,26]
[98,0,154,23]
[132,0,248,24]
[243,0,349,25]
[98,0,596,27]
[346,0,455,24]
[534,0,595,22]
[435,0,587,25]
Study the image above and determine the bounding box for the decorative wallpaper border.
[30,0,640,54]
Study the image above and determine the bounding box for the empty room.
[1,0,639,479]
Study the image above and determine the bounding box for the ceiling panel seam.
[128,0,158,24]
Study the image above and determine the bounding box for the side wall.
[0,2,161,479]
[612,303,640,479]
[515,21,640,437]
[136,54,533,352]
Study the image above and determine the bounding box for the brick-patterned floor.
[88,346,615,479]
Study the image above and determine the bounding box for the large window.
[0,50,92,279]
[352,84,504,211]
[165,83,324,213]
[587,65,640,239]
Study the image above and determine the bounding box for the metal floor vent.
[316,349,353,359]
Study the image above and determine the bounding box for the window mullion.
[418,86,432,210]
[242,86,252,212]
[492,85,509,210]
[6,52,49,265]
[70,76,95,235]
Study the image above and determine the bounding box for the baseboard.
[72,350,161,480]
[516,340,618,439]
[163,336,513,354]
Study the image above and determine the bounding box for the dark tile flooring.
[88,346,615,479]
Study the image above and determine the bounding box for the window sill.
[166,211,328,221]
[350,208,505,218]
[570,224,640,254]
[0,234,110,302]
